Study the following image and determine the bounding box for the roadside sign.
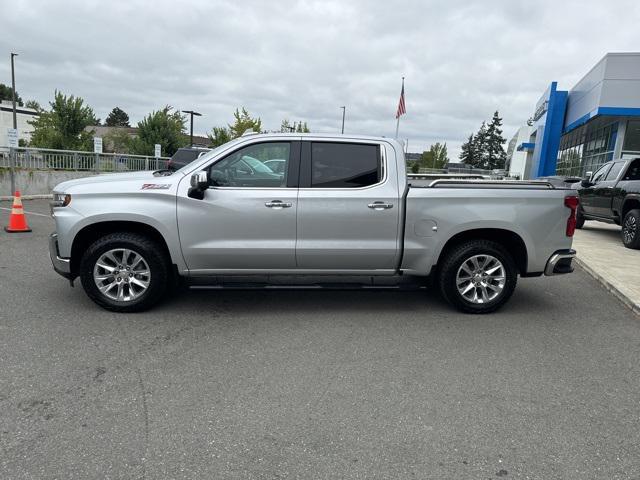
[154,144,161,158]
[7,128,18,148]
[93,137,103,154]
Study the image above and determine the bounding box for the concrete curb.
[574,257,640,316]
[1,194,53,201]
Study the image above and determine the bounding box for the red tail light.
[564,195,579,237]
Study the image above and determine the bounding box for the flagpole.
[395,76,404,138]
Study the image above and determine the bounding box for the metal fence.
[0,147,170,172]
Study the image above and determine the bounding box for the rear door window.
[310,142,381,188]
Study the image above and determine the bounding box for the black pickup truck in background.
[576,157,640,248]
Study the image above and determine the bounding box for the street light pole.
[340,106,345,134]
[9,53,18,195]
[181,110,202,147]
[10,53,18,130]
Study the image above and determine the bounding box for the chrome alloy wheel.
[456,254,506,304]
[93,248,151,302]
[623,215,637,244]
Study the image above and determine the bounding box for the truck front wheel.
[438,240,518,314]
[79,232,170,312]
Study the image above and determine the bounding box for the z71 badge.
[141,183,171,190]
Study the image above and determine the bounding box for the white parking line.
[0,207,50,218]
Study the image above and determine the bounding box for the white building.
[506,125,535,179]
[0,100,39,150]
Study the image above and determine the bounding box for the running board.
[186,274,429,290]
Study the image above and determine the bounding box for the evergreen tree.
[470,122,488,168]
[459,134,475,165]
[485,111,507,170]
[105,107,130,127]
[0,83,23,106]
[281,119,310,133]
[295,121,310,133]
[280,119,294,132]
[25,99,43,112]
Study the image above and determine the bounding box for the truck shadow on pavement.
[151,282,559,320]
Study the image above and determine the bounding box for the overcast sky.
[2,0,640,157]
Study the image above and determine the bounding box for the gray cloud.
[2,0,640,157]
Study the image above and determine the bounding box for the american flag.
[396,82,406,119]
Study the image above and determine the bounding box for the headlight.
[52,193,72,208]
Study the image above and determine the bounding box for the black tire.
[621,209,640,249]
[575,206,585,229]
[80,232,170,312]
[438,240,518,314]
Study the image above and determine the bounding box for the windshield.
[174,138,245,175]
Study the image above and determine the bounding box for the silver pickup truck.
[49,133,578,314]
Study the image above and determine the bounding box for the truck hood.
[53,171,180,192]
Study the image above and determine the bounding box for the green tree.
[0,83,23,106]
[105,107,130,127]
[104,129,133,153]
[25,99,42,112]
[209,107,263,147]
[431,142,449,169]
[469,121,488,168]
[280,119,295,132]
[228,107,262,138]
[208,126,232,147]
[130,106,186,156]
[420,142,449,170]
[295,121,310,133]
[281,119,310,133]
[459,134,476,165]
[29,91,96,150]
[485,111,507,170]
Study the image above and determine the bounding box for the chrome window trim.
[298,142,389,192]
[206,140,295,190]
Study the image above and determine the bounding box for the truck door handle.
[368,201,394,210]
[265,200,292,209]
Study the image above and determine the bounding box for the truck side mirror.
[188,171,209,199]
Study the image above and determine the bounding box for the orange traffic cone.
[4,191,32,233]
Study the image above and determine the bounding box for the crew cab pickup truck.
[49,133,578,314]
[576,157,640,248]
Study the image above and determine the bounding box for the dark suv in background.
[575,157,640,248]
[167,147,211,171]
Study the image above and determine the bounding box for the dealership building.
[507,52,640,179]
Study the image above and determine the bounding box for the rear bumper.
[544,249,576,276]
[49,233,72,280]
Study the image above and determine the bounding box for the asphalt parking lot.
[1,200,640,479]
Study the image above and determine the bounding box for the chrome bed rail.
[424,179,556,189]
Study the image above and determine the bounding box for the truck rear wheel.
[79,232,170,312]
[622,209,640,249]
[438,240,518,314]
